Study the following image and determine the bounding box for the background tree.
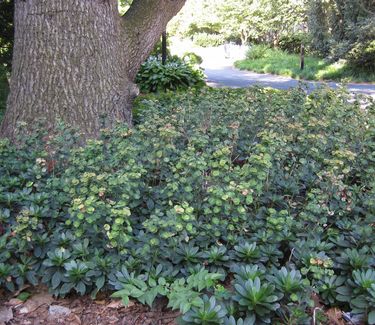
[307,0,375,66]
[170,0,306,46]
[0,0,186,139]
[0,0,13,72]
[216,0,257,45]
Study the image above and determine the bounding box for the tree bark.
[1,0,186,139]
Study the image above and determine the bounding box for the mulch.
[0,286,179,325]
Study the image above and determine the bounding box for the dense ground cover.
[235,46,375,83]
[1,87,375,324]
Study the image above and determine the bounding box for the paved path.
[198,48,375,97]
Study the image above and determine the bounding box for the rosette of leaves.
[202,246,229,266]
[181,295,227,325]
[202,246,229,278]
[13,255,38,288]
[41,248,72,294]
[146,263,179,284]
[259,244,283,267]
[335,247,373,273]
[267,267,312,324]
[234,243,265,264]
[174,243,202,266]
[51,231,75,248]
[87,252,118,298]
[232,265,265,282]
[122,255,142,273]
[266,267,308,302]
[71,239,90,259]
[233,277,282,323]
[337,269,375,323]
[319,275,346,305]
[61,260,93,296]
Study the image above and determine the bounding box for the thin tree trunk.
[300,44,305,70]
[162,32,167,65]
[1,0,185,139]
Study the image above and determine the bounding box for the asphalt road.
[198,48,375,97]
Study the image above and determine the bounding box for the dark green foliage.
[233,277,282,323]
[347,40,375,72]
[307,0,375,68]
[245,45,270,60]
[182,52,203,65]
[0,0,13,71]
[278,33,309,55]
[136,56,205,93]
[0,66,9,115]
[1,86,375,323]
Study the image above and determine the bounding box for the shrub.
[278,33,310,54]
[1,86,375,323]
[136,56,205,93]
[193,33,225,47]
[346,40,375,72]
[182,52,203,65]
[245,44,271,60]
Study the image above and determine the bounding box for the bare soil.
[0,286,179,325]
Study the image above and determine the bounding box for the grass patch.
[235,46,375,83]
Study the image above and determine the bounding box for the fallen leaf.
[106,299,135,309]
[67,314,82,325]
[95,300,106,305]
[106,300,123,309]
[326,308,346,325]
[6,298,24,306]
[22,292,54,313]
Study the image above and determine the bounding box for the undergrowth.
[0,87,375,324]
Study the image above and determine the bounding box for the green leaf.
[368,310,375,325]
[76,281,86,295]
[51,272,62,289]
[60,282,74,295]
[180,302,191,314]
[95,276,105,290]
[111,289,131,298]
[17,292,31,302]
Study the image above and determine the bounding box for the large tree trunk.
[0,0,185,139]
